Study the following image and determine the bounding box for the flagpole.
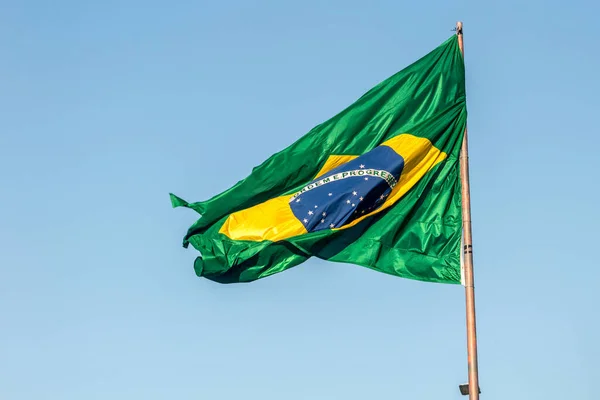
[456,21,480,399]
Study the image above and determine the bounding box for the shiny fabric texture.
[171,35,466,284]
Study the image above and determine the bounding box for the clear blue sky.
[1,1,599,399]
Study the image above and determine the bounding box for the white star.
[328,193,333,196]
[364,177,369,181]
[321,219,325,223]
[360,164,365,168]
[346,199,351,204]
[308,210,313,215]
[330,223,335,228]
[296,198,301,203]
[359,196,364,201]
[303,218,308,223]
[314,205,318,208]
[322,212,327,216]
[361,210,365,214]
[380,195,385,200]
[352,203,355,207]
[352,191,357,196]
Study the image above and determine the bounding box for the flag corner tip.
[169,193,189,208]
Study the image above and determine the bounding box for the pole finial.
[456,21,463,35]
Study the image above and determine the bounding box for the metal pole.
[456,21,480,400]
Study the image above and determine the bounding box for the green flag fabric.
[171,35,466,284]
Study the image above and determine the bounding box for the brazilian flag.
[171,35,466,284]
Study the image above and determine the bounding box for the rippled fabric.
[171,35,466,284]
